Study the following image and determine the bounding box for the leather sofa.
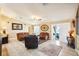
[17,32,29,41]
[39,32,49,40]
[24,35,38,49]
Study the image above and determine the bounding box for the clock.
[41,24,49,31]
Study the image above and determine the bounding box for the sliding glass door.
[51,23,70,43]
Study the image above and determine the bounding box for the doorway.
[51,23,71,44]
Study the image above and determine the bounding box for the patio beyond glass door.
[51,23,70,43]
[53,25,60,40]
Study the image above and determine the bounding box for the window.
[34,26,40,35]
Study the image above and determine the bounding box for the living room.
[0,3,79,56]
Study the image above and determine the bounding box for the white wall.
[0,7,30,40]
[0,17,29,40]
[6,19,29,39]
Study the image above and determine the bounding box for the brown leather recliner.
[17,32,29,41]
[39,32,49,40]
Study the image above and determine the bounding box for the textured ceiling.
[0,3,78,24]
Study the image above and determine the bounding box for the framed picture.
[12,23,23,30]
[41,24,49,31]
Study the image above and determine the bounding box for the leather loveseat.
[39,32,49,40]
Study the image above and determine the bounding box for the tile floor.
[2,38,78,56]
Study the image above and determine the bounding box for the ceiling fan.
[42,3,49,6]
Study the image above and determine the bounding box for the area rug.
[39,44,62,56]
[38,39,49,44]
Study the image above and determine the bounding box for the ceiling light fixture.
[32,15,42,21]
